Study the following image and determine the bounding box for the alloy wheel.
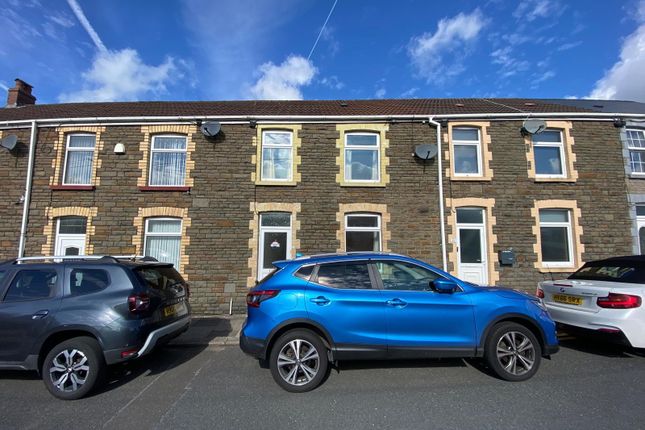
[276,339,320,386]
[49,349,90,393]
[495,331,536,376]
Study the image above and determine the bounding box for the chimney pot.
[6,78,36,108]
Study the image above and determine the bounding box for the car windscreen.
[568,262,645,284]
[135,266,186,291]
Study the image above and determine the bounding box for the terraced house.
[1,79,643,314]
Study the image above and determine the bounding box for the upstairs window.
[63,134,95,185]
[261,131,293,181]
[532,130,566,178]
[144,218,182,269]
[452,127,482,176]
[345,132,380,182]
[149,135,187,186]
[627,129,645,174]
[345,213,381,252]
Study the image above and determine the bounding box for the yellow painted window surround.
[526,121,578,182]
[336,124,390,187]
[252,124,302,186]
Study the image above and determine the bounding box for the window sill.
[255,181,298,187]
[629,173,645,179]
[450,176,492,182]
[537,265,577,273]
[533,177,576,183]
[50,185,95,191]
[138,186,191,192]
[339,182,386,188]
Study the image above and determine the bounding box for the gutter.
[18,120,37,258]
[428,117,448,272]
[0,111,644,128]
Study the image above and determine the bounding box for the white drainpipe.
[428,117,448,272]
[18,120,37,258]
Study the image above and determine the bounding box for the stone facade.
[0,118,633,314]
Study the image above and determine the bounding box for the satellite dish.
[413,144,438,160]
[521,119,547,135]
[200,121,221,137]
[0,135,17,151]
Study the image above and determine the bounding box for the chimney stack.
[6,78,36,108]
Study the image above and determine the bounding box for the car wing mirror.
[431,278,457,294]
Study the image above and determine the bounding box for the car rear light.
[597,293,642,309]
[246,290,279,308]
[128,293,151,313]
[120,348,139,358]
[536,288,545,299]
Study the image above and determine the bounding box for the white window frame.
[62,133,95,186]
[533,129,567,179]
[345,213,382,252]
[344,132,381,183]
[143,217,182,269]
[148,135,188,187]
[626,129,645,175]
[452,127,483,177]
[539,209,574,268]
[260,130,293,182]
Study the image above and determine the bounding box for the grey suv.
[0,255,191,400]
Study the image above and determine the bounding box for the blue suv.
[240,252,558,392]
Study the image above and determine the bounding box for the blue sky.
[1,0,644,104]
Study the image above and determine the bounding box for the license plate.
[163,304,180,317]
[553,294,583,306]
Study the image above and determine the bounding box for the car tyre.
[269,330,328,393]
[42,336,105,400]
[484,322,541,382]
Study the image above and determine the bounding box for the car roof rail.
[14,255,148,264]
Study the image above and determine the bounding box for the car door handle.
[32,310,49,320]
[386,298,407,307]
[310,296,331,306]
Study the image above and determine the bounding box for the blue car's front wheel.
[484,322,542,381]
[269,329,329,392]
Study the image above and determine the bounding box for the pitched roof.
[0,97,642,123]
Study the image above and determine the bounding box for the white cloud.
[375,88,386,98]
[400,87,419,98]
[248,55,317,100]
[408,9,486,83]
[320,75,344,90]
[0,82,8,92]
[491,46,529,78]
[58,49,179,102]
[557,41,582,51]
[513,0,563,22]
[588,3,645,101]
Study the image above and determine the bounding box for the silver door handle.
[32,310,49,320]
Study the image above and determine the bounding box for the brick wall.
[0,119,633,314]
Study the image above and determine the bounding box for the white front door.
[456,208,488,285]
[54,217,87,256]
[55,235,85,256]
[258,213,292,281]
[638,219,645,255]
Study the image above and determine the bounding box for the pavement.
[168,314,246,346]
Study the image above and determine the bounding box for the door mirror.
[431,278,457,294]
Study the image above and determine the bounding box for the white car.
[538,256,645,348]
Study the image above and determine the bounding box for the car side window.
[3,269,58,302]
[294,265,314,281]
[70,269,110,296]
[315,262,373,290]
[375,261,440,291]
